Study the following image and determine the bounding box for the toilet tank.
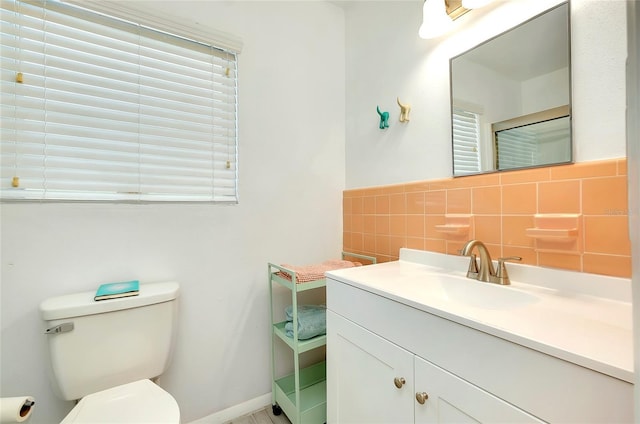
[40,281,180,401]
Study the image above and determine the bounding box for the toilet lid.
[60,379,180,423]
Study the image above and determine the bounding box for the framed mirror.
[450,3,571,176]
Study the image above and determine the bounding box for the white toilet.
[39,281,181,423]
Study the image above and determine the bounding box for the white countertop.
[327,249,634,383]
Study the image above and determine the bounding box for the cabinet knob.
[393,377,406,389]
[415,392,429,405]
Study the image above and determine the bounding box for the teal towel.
[284,304,325,321]
[284,305,326,340]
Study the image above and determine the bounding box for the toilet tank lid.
[40,281,180,321]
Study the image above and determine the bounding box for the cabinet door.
[327,310,414,424]
[414,356,544,424]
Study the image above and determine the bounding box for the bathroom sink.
[423,273,539,310]
[326,248,633,385]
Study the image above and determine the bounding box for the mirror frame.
[449,2,572,177]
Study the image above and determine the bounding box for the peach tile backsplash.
[343,158,631,278]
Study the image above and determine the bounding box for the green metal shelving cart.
[268,252,375,424]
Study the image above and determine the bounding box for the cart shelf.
[273,361,327,424]
[268,252,375,424]
[273,321,327,353]
[270,272,326,291]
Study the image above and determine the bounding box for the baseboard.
[187,393,271,424]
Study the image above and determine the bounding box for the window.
[494,126,538,170]
[1,0,240,202]
[452,107,481,176]
[492,107,571,171]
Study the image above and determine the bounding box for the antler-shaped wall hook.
[397,98,411,123]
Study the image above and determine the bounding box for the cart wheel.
[272,404,282,416]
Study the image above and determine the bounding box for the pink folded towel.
[278,260,362,283]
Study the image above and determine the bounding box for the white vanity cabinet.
[414,354,542,423]
[327,310,541,424]
[327,309,413,424]
[326,258,634,424]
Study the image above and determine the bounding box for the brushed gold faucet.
[460,240,521,285]
[460,240,495,282]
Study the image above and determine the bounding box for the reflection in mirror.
[451,3,571,176]
[493,106,571,170]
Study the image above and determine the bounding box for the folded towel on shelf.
[284,304,326,340]
[285,304,326,322]
[278,260,362,283]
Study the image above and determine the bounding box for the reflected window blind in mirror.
[495,116,571,171]
[452,107,481,176]
[0,0,239,202]
[495,128,537,170]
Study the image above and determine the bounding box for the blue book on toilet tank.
[94,280,140,301]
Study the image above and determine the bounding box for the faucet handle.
[466,254,479,279]
[497,256,522,264]
[493,256,522,285]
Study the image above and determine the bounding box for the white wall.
[521,67,570,114]
[453,58,522,124]
[626,1,640,419]
[345,0,628,189]
[0,2,345,423]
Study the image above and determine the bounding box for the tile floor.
[225,406,292,424]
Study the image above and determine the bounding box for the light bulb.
[418,0,453,39]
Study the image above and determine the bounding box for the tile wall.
[343,158,631,278]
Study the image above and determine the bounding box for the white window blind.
[495,116,570,170]
[452,107,481,176]
[495,127,537,170]
[1,0,239,202]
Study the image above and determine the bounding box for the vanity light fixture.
[419,0,495,39]
[419,0,453,39]
[461,0,494,9]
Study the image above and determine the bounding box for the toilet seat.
[60,379,180,423]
